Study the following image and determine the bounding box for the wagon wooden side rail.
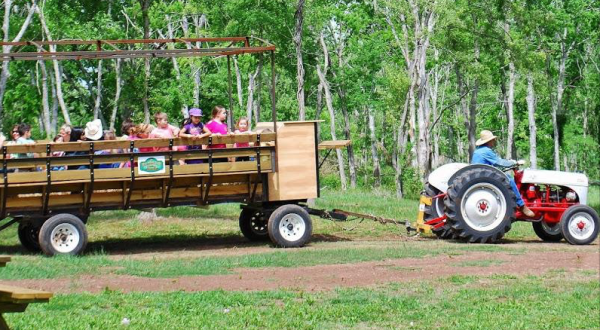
[0,133,276,218]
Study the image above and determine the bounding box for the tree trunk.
[234,57,244,109]
[37,5,71,125]
[254,53,263,125]
[39,60,51,138]
[293,0,306,120]
[246,69,258,128]
[317,65,347,190]
[395,94,411,198]
[0,0,37,129]
[163,16,188,119]
[93,60,103,121]
[139,0,151,124]
[506,61,516,159]
[110,59,122,132]
[50,64,58,133]
[526,72,537,168]
[368,105,381,187]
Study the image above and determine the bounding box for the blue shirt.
[471,146,515,168]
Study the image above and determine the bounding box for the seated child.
[179,108,210,164]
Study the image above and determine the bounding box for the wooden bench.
[0,257,52,330]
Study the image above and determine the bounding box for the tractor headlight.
[566,191,577,201]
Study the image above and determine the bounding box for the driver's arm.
[484,148,516,168]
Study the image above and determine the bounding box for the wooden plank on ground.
[0,285,52,303]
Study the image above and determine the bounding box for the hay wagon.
[0,37,349,255]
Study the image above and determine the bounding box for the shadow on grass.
[0,233,351,256]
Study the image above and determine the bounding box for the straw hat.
[84,119,103,141]
[475,130,497,146]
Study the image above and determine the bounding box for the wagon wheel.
[423,183,455,239]
[532,221,562,242]
[38,214,88,256]
[239,208,271,241]
[444,167,516,243]
[559,205,599,245]
[267,204,312,248]
[18,222,42,253]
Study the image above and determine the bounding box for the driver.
[472,130,535,217]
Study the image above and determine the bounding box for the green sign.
[138,156,166,175]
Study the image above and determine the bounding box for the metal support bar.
[163,139,174,207]
[318,148,333,170]
[202,137,214,204]
[42,144,52,215]
[84,142,95,214]
[124,140,136,209]
[270,50,277,134]
[1,146,8,219]
[227,55,234,131]
[0,218,18,233]
[250,134,262,202]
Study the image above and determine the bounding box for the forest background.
[1,0,598,198]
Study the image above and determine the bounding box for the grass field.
[0,187,598,329]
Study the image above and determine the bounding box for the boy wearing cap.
[472,130,535,217]
[180,108,211,164]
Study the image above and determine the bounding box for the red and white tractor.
[422,162,599,244]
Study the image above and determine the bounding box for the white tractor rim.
[278,213,306,242]
[434,196,445,217]
[50,223,80,254]
[567,212,595,241]
[541,221,561,236]
[461,183,507,232]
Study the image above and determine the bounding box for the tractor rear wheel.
[423,183,454,239]
[444,167,516,243]
[532,221,562,242]
[559,205,599,245]
[39,214,88,256]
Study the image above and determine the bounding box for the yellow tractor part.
[415,195,433,234]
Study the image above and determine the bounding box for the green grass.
[453,259,506,267]
[5,274,598,330]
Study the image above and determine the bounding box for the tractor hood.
[521,169,589,205]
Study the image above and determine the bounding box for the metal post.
[227,55,234,131]
[270,50,277,134]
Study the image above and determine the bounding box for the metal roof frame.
[0,37,278,132]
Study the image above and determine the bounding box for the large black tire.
[532,221,563,242]
[559,205,599,245]
[17,222,42,252]
[445,167,516,243]
[423,183,454,239]
[268,204,312,248]
[39,214,88,256]
[239,208,270,241]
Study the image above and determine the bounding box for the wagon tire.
[18,222,42,253]
[532,221,563,242]
[423,183,455,239]
[239,208,270,241]
[39,214,88,256]
[268,204,312,248]
[559,205,599,245]
[444,167,516,243]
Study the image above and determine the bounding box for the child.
[180,108,211,164]
[205,106,229,149]
[97,131,121,169]
[51,135,66,171]
[136,123,155,153]
[149,112,180,152]
[234,117,251,162]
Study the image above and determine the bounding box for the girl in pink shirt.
[205,106,229,149]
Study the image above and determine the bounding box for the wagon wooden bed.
[0,37,348,255]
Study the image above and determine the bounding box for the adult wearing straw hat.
[472,130,535,217]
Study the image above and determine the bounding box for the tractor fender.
[427,163,469,193]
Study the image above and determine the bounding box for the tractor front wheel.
[532,221,562,242]
[559,205,599,245]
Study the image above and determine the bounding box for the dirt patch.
[5,250,598,294]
